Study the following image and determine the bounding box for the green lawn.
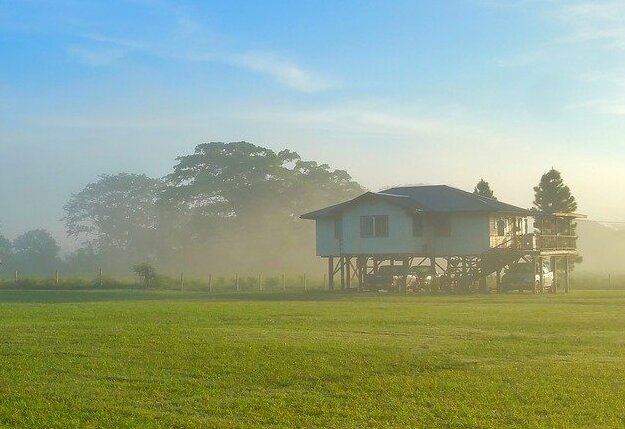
[0,290,624,428]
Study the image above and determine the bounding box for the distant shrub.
[133,263,157,288]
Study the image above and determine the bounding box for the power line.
[577,219,625,224]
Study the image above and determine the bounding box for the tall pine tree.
[532,169,577,213]
[473,179,496,200]
[533,168,581,270]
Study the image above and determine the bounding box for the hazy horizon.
[2,0,625,250]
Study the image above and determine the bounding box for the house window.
[375,215,388,237]
[433,215,451,237]
[360,215,389,238]
[412,214,424,237]
[334,218,343,240]
[497,219,506,236]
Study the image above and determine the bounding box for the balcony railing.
[490,234,577,251]
[536,234,577,251]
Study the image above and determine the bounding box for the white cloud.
[68,10,333,92]
[229,52,334,93]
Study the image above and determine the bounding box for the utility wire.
[577,219,625,224]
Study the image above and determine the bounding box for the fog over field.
[2,1,624,275]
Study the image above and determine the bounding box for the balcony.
[490,234,577,252]
[536,234,577,251]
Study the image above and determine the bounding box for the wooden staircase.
[444,246,523,292]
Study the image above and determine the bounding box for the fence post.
[180,272,184,292]
[282,273,286,292]
[14,271,18,284]
[55,270,59,286]
[235,273,239,292]
[208,274,212,292]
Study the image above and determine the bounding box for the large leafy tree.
[473,179,496,200]
[63,142,363,273]
[164,142,299,225]
[163,142,363,271]
[13,229,60,274]
[64,173,163,253]
[533,169,577,213]
[63,174,164,272]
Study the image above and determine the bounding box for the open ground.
[0,289,624,428]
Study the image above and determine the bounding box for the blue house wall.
[315,198,491,257]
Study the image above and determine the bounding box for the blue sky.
[2,0,625,248]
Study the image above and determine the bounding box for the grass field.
[0,290,624,428]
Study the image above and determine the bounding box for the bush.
[132,263,157,288]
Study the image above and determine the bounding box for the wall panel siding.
[314,197,491,257]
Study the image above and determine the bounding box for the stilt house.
[301,185,583,292]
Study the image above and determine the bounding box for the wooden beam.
[552,256,558,294]
[328,257,334,291]
[533,256,539,294]
[539,256,545,294]
[564,255,570,293]
[340,257,346,290]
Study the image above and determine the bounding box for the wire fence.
[0,270,622,292]
[0,271,332,292]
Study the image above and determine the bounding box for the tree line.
[0,141,577,276]
[1,142,363,275]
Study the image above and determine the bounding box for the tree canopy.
[62,142,363,273]
[64,173,163,255]
[12,229,61,274]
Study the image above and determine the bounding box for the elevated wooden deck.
[490,233,577,255]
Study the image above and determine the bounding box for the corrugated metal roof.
[300,192,424,220]
[300,185,531,219]
[380,185,530,214]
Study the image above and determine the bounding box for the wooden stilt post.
[99,268,103,287]
[533,256,539,294]
[402,257,409,294]
[323,273,327,290]
[429,257,436,293]
[552,256,558,294]
[328,257,334,291]
[539,256,545,294]
[55,270,59,286]
[346,257,351,290]
[14,271,18,284]
[340,257,346,290]
[564,255,570,293]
